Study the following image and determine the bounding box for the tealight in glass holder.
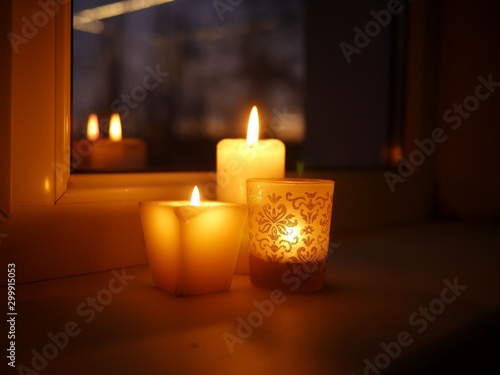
[246,178,335,293]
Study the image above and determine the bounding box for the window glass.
[72,0,405,172]
[72,0,305,171]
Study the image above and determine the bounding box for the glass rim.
[246,178,334,185]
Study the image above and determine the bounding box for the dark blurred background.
[73,0,306,171]
[72,0,403,172]
[72,0,500,219]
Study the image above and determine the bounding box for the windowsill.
[58,171,215,204]
[3,168,434,285]
[9,220,500,374]
[55,168,392,205]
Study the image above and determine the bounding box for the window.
[72,0,407,172]
[72,0,305,171]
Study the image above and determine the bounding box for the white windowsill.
[59,171,215,204]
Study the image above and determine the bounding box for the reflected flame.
[391,145,403,167]
[86,113,100,142]
[246,106,259,147]
[109,113,122,142]
[44,177,50,193]
[191,186,201,206]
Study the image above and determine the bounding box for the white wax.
[216,139,285,204]
[216,138,285,274]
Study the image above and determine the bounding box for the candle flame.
[86,113,100,141]
[44,177,50,193]
[191,186,201,206]
[283,227,299,243]
[246,106,259,147]
[109,113,122,142]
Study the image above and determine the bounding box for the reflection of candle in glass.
[139,186,247,296]
[72,113,100,169]
[87,113,100,142]
[109,113,122,141]
[90,113,147,170]
[217,106,286,274]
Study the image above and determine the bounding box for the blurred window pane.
[72,0,405,172]
[72,0,305,171]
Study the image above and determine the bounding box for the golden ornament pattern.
[248,188,333,280]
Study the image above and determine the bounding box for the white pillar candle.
[217,107,285,204]
[216,107,286,274]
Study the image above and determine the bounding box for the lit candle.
[217,106,285,273]
[139,186,247,296]
[87,113,100,142]
[71,113,100,169]
[90,113,147,169]
[217,106,285,203]
[246,178,335,293]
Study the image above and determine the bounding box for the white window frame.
[1,0,434,284]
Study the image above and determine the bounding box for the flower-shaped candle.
[246,179,335,293]
[139,187,247,295]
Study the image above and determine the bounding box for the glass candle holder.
[246,178,335,293]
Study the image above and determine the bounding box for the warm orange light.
[390,145,403,167]
[86,113,100,141]
[44,177,50,193]
[191,186,201,206]
[109,113,122,142]
[246,106,259,147]
[246,178,335,293]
